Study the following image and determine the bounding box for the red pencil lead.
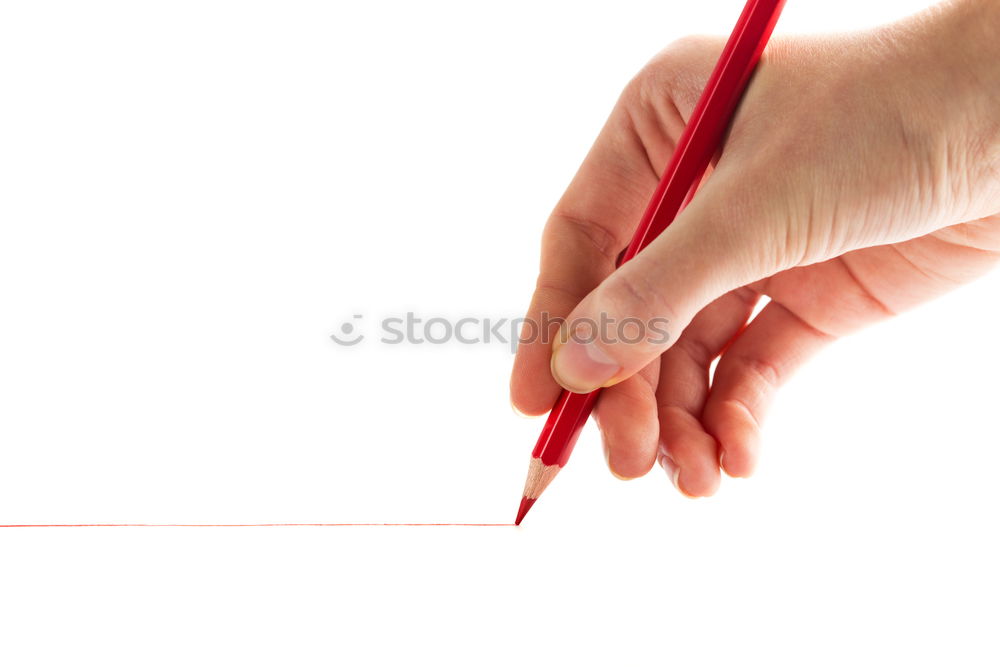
[515,455,567,525]
[514,496,535,525]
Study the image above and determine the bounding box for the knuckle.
[623,37,712,107]
[640,35,725,91]
[658,35,721,62]
[531,280,588,312]
[732,354,781,393]
[692,174,804,276]
[676,335,715,367]
[549,213,620,266]
[606,265,676,324]
[621,63,659,111]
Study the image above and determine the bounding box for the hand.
[510,0,1000,496]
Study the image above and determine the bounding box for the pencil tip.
[514,496,535,525]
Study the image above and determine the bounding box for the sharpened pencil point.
[515,496,535,525]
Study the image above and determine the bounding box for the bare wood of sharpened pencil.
[521,457,561,500]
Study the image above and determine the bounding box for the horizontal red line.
[0,523,514,528]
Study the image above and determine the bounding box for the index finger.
[509,96,667,415]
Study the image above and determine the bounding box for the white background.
[1,0,998,665]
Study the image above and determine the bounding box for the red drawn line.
[0,523,514,528]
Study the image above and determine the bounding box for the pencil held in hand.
[515,0,787,525]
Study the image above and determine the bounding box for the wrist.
[884,0,1000,205]
[938,0,1000,204]
[937,0,1000,108]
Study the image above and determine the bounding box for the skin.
[510,0,1000,496]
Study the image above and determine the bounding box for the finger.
[702,300,835,478]
[549,167,793,395]
[655,287,760,496]
[510,95,673,415]
[594,361,660,480]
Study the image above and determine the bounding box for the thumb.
[549,177,794,393]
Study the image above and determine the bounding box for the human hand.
[510,0,1000,496]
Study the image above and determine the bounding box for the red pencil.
[515,0,788,525]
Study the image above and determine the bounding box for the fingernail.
[604,437,636,481]
[659,453,692,498]
[610,467,637,481]
[510,401,531,419]
[550,332,621,393]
